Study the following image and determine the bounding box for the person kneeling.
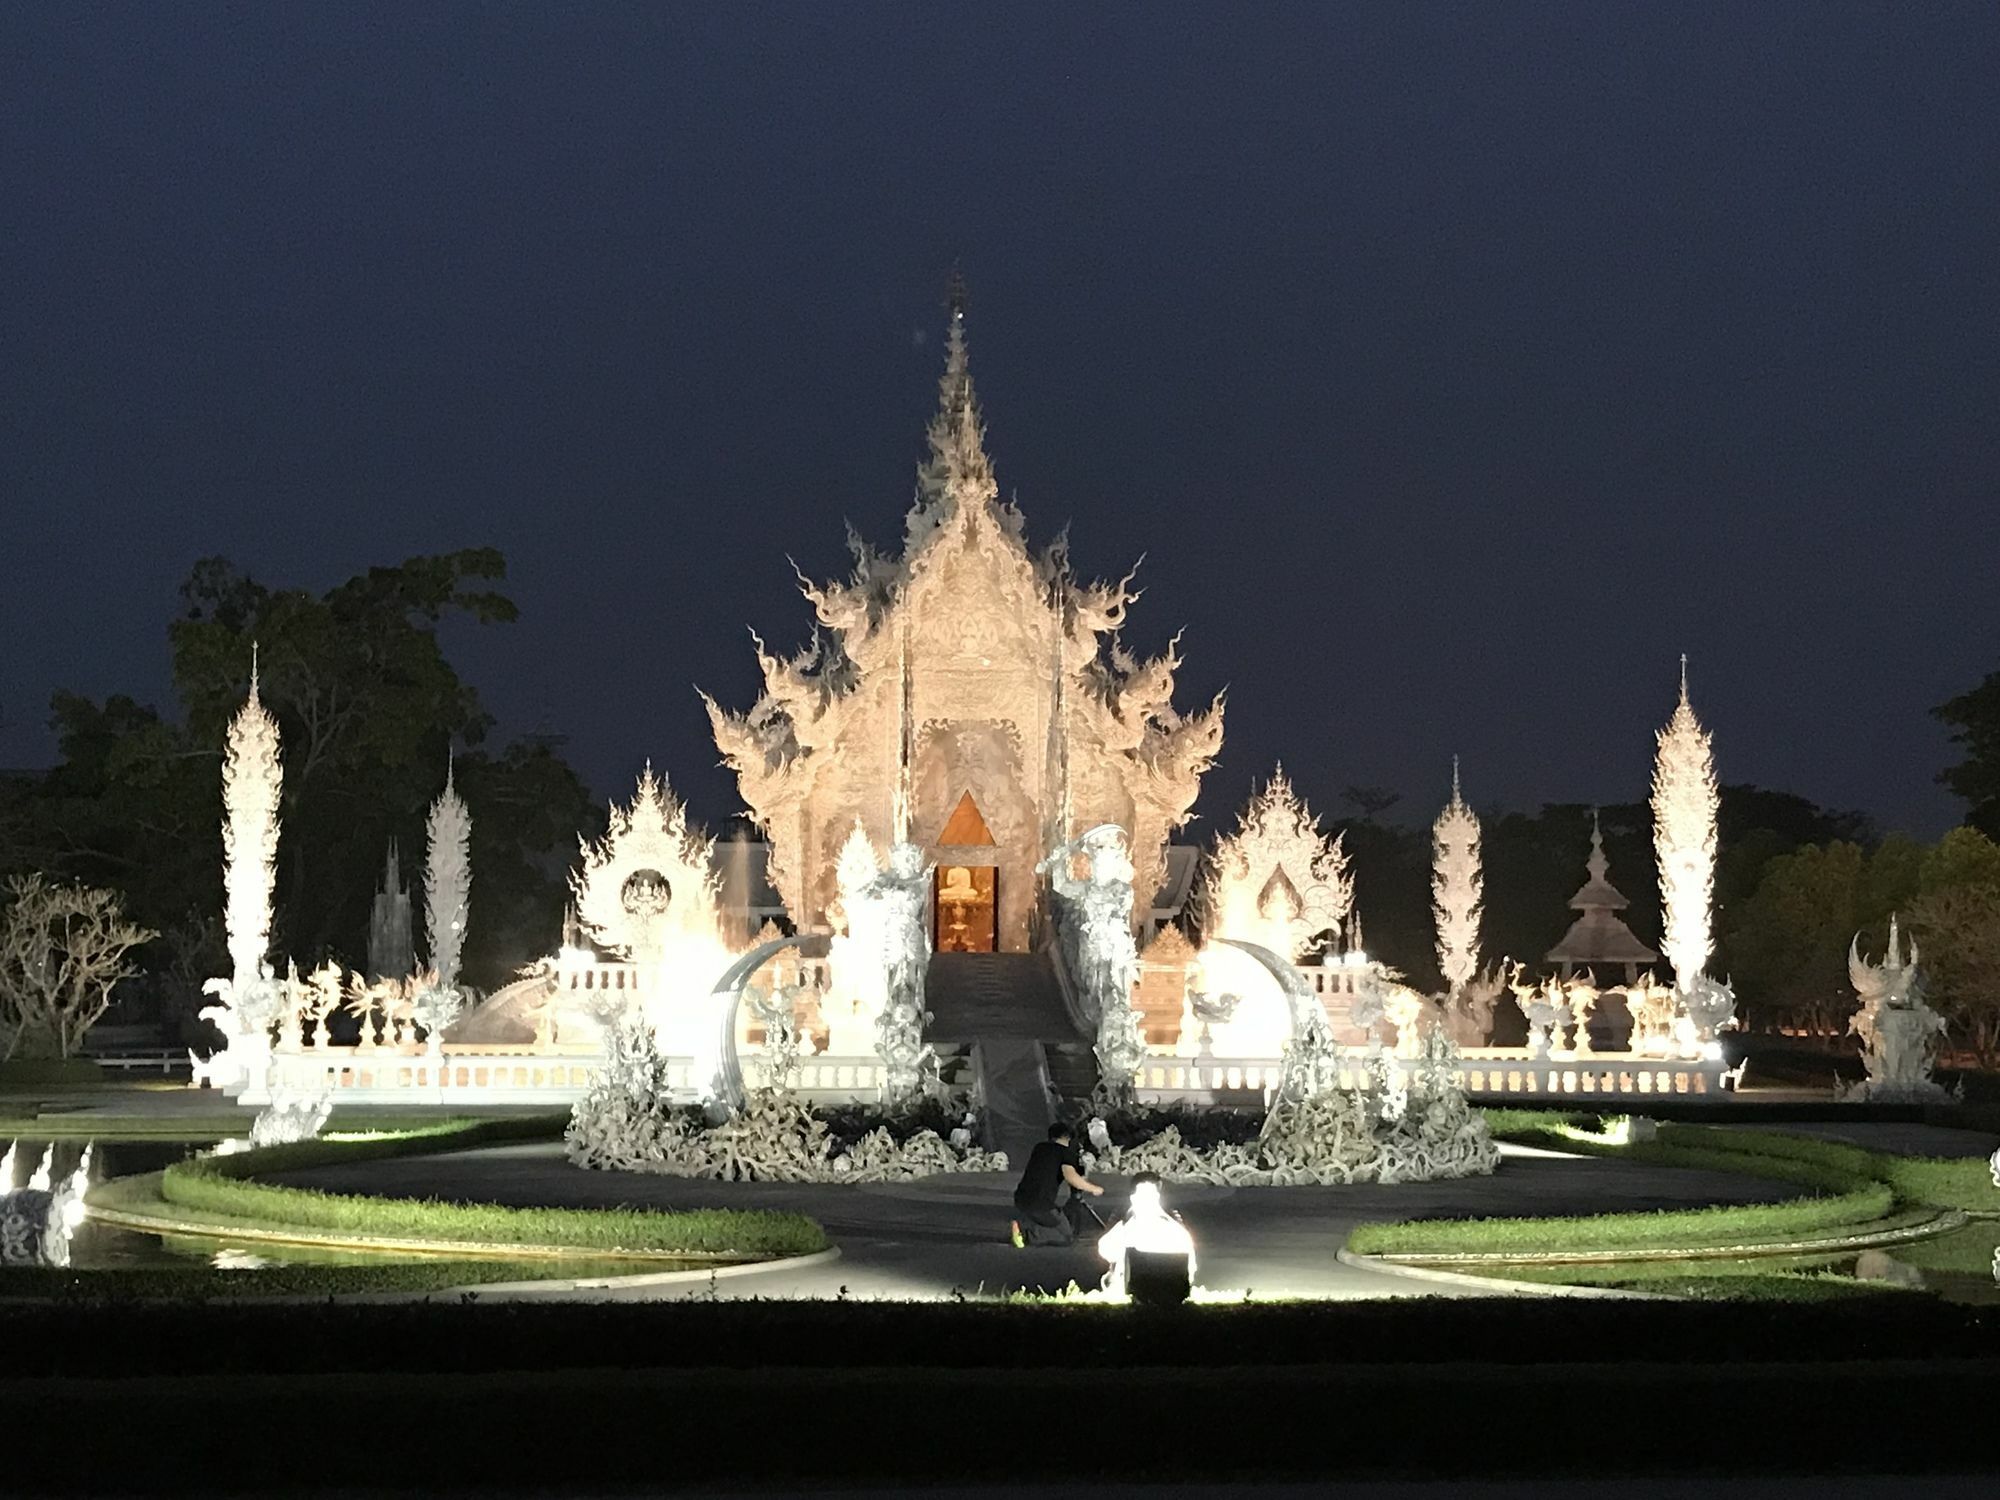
[1010,1122,1104,1247]
[1096,1171,1195,1303]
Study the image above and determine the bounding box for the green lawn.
[1348,1114,1986,1261]
[126,1118,829,1260]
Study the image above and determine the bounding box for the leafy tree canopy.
[0,550,595,1007]
[1934,669,2000,838]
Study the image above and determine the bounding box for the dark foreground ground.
[8,1297,1999,1493]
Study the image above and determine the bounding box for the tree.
[1934,670,2000,839]
[0,875,157,1060]
[1907,827,2000,1068]
[4,550,598,994]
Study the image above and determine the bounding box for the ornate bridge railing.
[1135,1049,1736,1104]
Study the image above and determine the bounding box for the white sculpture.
[824,819,888,1055]
[1677,972,1738,1058]
[408,971,466,1057]
[572,763,722,968]
[1652,658,1718,995]
[1205,767,1353,962]
[248,1086,333,1148]
[0,1141,91,1267]
[423,761,472,992]
[1044,825,1148,1101]
[199,657,285,1095]
[1086,1028,1498,1187]
[868,842,935,1107]
[1844,917,1949,1102]
[1505,963,1559,1058]
[1431,758,1483,999]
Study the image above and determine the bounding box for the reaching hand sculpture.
[1043,825,1148,1103]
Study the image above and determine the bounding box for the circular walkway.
[271,1142,1796,1302]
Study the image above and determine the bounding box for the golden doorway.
[934,864,998,953]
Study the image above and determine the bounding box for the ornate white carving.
[1844,917,1950,1102]
[702,309,1222,942]
[249,1086,332,1147]
[1205,767,1352,963]
[222,659,281,988]
[867,843,935,1106]
[199,662,286,1096]
[1432,759,1482,997]
[566,1016,1004,1180]
[572,764,722,965]
[423,761,471,991]
[823,819,888,1055]
[1046,825,1148,1100]
[1653,659,1718,993]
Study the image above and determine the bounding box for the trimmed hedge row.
[154,1118,829,1260]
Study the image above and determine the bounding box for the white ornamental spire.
[423,757,472,991]
[1652,656,1719,991]
[221,651,283,985]
[910,278,1000,543]
[1432,757,1483,997]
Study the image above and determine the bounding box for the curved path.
[270,1141,1793,1302]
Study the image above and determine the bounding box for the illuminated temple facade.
[704,309,1224,952]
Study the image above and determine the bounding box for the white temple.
[703,306,1223,956]
[202,309,1744,1111]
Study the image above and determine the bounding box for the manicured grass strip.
[1346,1181,1894,1257]
[1350,1115,1907,1258]
[150,1120,828,1259]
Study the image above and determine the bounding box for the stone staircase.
[925,951,1094,1166]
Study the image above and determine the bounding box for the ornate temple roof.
[1545,811,1658,967]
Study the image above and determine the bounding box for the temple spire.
[911,276,998,538]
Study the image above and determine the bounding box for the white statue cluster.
[868,842,936,1106]
[248,1086,333,1148]
[1044,825,1148,1101]
[1085,1024,1497,1187]
[198,661,286,1097]
[0,1140,91,1268]
[566,1012,1004,1181]
[1843,917,1949,1102]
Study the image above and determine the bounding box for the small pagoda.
[1545,812,1658,984]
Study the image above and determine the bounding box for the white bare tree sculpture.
[1652,658,1718,992]
[423,761,472,990]
[1431,758,1483,997]
[0,875,156,1060]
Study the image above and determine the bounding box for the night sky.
[5,3,1997,839]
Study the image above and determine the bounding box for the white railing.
[1136,1048,1734,1104]
[258,1044,884,1106]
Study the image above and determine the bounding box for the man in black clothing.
[1010,1121,1106,1247]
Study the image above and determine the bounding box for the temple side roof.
[1547,910,1659,966]
[1546,811,1658,966]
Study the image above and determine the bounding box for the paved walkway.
[272,1142,1793,1302]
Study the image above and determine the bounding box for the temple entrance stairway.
[925,952,1095,1168]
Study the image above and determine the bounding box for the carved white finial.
[1679,652,1690,706]
[250,640,261,697]
[1653,661,1718,992]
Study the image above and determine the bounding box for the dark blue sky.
[4,2,1997,837]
